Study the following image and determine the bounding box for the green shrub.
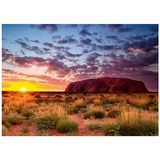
[107,109,121,118]
[35,114,59,130]
[103,123,120,136]
[3,114,23,126]
[119,120,158,136]
[84,111,105,119]
[21,109,35,119]
[75,104,87,112]
[56,121,78,133]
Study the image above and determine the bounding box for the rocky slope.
[65,77,149,93]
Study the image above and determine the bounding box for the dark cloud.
[21,50,25,55]
[16,39,44,55]
[79,29,92,37]
[98,44,120,50]
[14,56,46,67]
[108,24,123,29]
[107,51,158,70]
[52,35,61,39]
[43,48,51,53]
[95,38,102,43]
[128,35,144,41]
[106,35,118,41]
[31,40,40,43]
[64,51,82,58]
[123,36,158,52]
[58,37,78,44]
[2,48,14,62]
[86,52,101,65]
[80,38,92,45]
[93,32,98,36]
[46,59,70,77]
[108,24,133,33]
[31,24,58,32]
[43,42,54,48]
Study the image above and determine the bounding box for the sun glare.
[20,87,27,92]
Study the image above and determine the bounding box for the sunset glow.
[2,24,158,92]
[20,87,27,92]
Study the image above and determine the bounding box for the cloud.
[31,40,40,43]
[2,69,68,86]
[2,48,15,62]
[58,37,78,44]
[98,44,120,51]
[46,59,70,77]
[86,52,101,65]
[43,42,54,48]
[64,51,82,58]
[14,56,46,67]
[52,35,61,39]
[95,38,102,43]
[16,39,45,55]
[123,36,158,52]
[43,48,51,53]
[21,50,26,55]
[108,24,133,33]
[80,38,92,45]
[106,35,118,41]
[79,29,92,37]
[31,24,58,32]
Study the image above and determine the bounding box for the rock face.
[65,77,149,93]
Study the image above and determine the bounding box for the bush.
[75,104,87,112]
[84,111,105,119]
[119,120,158,136]
[56,121,78,133]
[3,114,23,126]
[107,109,121,118]
[103,123,120,136]
[35,114,59,130]
[21,109,35,119]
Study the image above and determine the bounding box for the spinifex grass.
[117,107,158,136]
[56,120,78,133]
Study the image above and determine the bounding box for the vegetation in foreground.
[2,91,158,136]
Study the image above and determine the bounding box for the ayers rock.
[65,77,149,93]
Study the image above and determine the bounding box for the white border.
[0,1,160,160]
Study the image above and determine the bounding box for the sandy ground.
[6,112,117,136]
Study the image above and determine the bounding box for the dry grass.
[2,91,158,136]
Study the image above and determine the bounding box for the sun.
[20,87,27,92]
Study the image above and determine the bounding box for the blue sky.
[2,24,158,91]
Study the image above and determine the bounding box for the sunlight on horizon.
[20,87,27,92]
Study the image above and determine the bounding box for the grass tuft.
[56,120,78,133]
[35,114,59,130]
[107,109,121,118]
[84,110,105,119]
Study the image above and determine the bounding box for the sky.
[2,24,158,91]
